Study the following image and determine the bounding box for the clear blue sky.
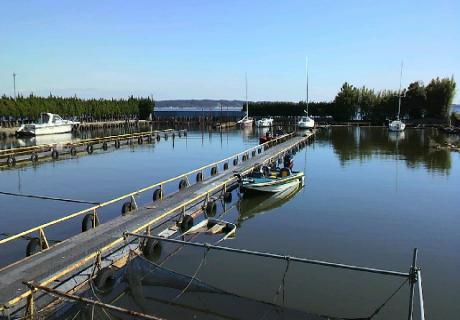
[1,0,459,103]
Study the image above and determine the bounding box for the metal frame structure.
[125,233,426,320]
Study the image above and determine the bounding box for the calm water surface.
[0,127,459,319]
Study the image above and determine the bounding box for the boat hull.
[389,120,406,132]
[16,123,75,136]
[242,172,304,193]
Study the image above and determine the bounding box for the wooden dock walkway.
[0,131,314,316]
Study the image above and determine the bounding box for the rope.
[170,245,211,304]
[0,191,100,205]
[366,277,409,319]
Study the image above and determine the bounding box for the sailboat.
[389,62,406,132]
[298,57,315,129]
[237,73,254,127]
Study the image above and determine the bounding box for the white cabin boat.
[256,117,274,127]
[298,115,315,129]
[16,113,80,136]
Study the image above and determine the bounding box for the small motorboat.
[240,167,304,193]
[256,117,273,127]
[239,154,304,193]
[16,113,80,136]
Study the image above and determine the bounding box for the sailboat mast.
[397,61,403,120]
[245,72,249,118]
[305,57,309,116]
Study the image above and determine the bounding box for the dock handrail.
[0,131,306,310]
[0,132,295,247]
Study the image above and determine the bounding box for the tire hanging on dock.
[30,153,39,163]
[6,156,16,167]
[26,238,46,257]
[121,201,134,215]
[94,267,115,293]
[86,144,94,154]
[152,189,163,201]
[196,172,203,182]
[81,213,100,232]
[143,239,162,261]
[233,158,238,166]
[223,162,229,170]
[114,140,121,149]
[51,149,59,160]
[102,142,108,151]
[223,191,232,203]
[211,166,218,176]
[70,146,77,156]
[205,201,217,217]
[138,137,143,145]
[180,215,194,232]
[179,179,188,191]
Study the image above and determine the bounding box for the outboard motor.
[283,154,293,169]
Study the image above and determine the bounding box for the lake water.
[0,127,459,319]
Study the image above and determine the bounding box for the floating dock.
[0,129,187,169]
[0,131,314,317]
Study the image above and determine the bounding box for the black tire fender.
[152,189,163,201]
[82,213,100,232]
[180,215,194,232]
[143,239,162,261]
[94,267,115,293]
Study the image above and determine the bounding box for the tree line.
[246,76,456,122]
[0,94,154,121]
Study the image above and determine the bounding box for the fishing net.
[35,247,409,320]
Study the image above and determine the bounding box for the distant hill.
[156,100,244,109]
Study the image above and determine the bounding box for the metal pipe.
[417,269,425,320]
[25,282,165,320]
[0,191,100,205]
[408,248,418,320]
[125,233,409,278]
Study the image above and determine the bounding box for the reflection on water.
[237,185,303,227]
[16,133,77,147]
[316,127,453,174]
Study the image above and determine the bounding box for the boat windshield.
[300,117,308,122]
[53,115,63,122]
[37,113,50,124]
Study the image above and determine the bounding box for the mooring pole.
[408,248,418,320]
